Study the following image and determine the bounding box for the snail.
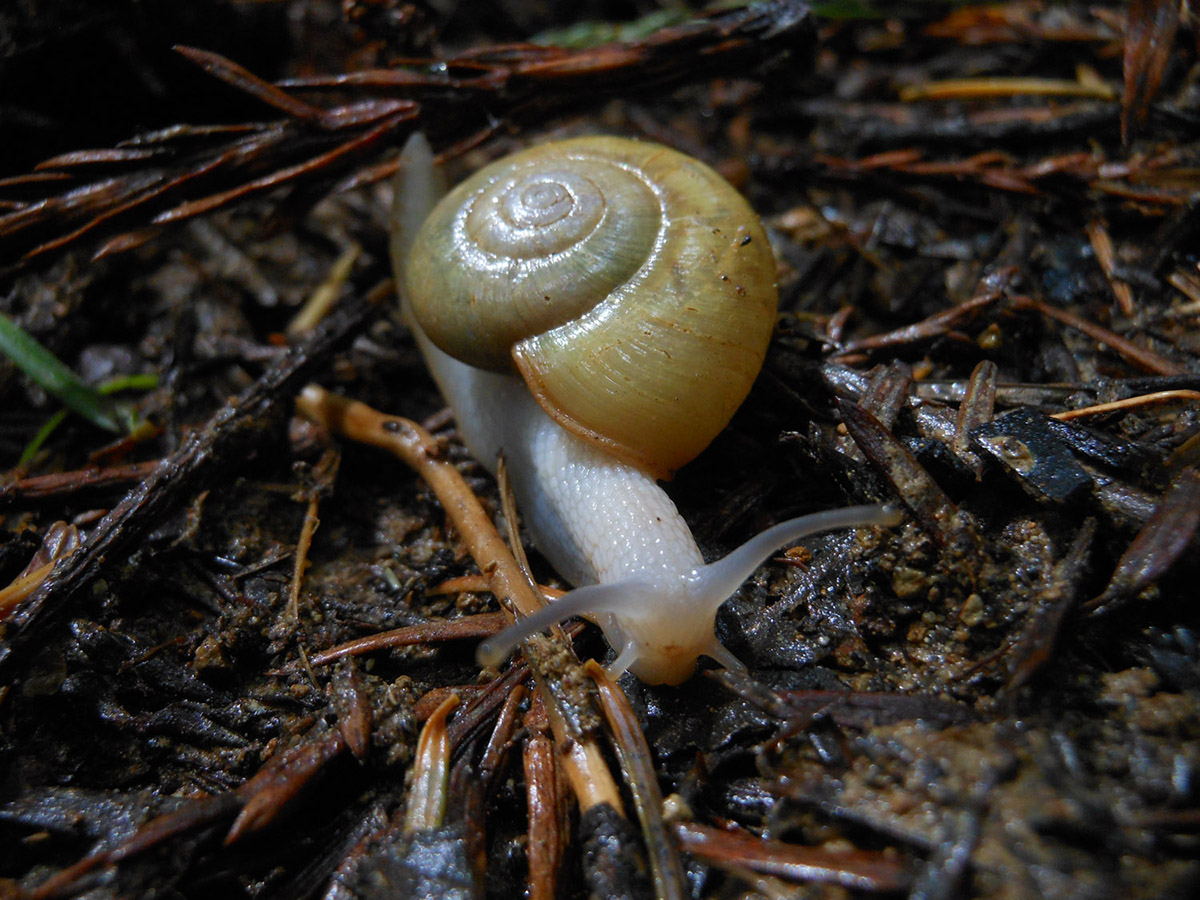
[390,134,899,685]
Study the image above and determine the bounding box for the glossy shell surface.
[405,136,778,478]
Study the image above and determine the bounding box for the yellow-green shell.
[405,136,778,479]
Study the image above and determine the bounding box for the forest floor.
[1,2,1198,898]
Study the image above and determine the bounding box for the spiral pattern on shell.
[405,136,778,479]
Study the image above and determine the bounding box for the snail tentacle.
[689,503,904,607]
[476,580,629,670]
[475,502,900,685]
[607,641,641,681]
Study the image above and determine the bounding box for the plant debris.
[1,2,1198,899]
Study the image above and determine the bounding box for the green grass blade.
[0,310,121,433]
[18,408,70,467]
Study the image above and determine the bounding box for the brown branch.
[0,1,814,272]
[0,286,385,673]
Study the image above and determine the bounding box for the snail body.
[392,134,898,684]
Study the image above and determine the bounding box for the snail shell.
[404,136,778,479]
